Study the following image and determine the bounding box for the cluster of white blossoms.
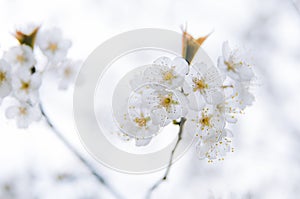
[0,26,79,128]
[115,42,255,162]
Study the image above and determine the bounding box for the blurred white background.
[0,0,300,198]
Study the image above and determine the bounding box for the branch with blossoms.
[0,25,123,199]
[109,28,256,198]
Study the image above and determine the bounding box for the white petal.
[222,41,231,61]
[30,73,42,89]
[192,62,209,74]
[172,57,189,75]
[225,114,238,123]
[150,109,167,126]
[238,66,254,81]
[196,141,210,159]
[204,90,224,105]
[30,106,42,121]
[217,56,226,72]
[0,82,11,98]
[153,56,172,67]
[5,106,18,119]
[17,117,29,129]
[166,104,182,120]
[187,93,205,111]
[135,137,152,147]
[184,119,199,137]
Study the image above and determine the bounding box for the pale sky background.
[0,0,300,199]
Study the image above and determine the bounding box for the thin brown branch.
[145,117,187,199]
[291,0,300,16]
[39,103,123,199]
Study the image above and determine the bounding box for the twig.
[39,103,123,199]
[145,117,187,199]
[291,0,300,16]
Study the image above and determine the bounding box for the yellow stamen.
[48,42,58,52]
[20,81,30,91]
[224,61,239,72]
[161,96,171,108]
[0,72,6,83]
[19,107,27,115]
[64,67,72,77]
[200,116,211,127]
[134,115,149,127]
[16,55,26,63]
[163,71,175,81]
[193,78,208,92]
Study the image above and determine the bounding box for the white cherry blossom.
[116,104,160,147]
[185,105,225,139]
[184,62,224,110]
[218,41,254,82]
[0,59,12,100]
[230,82,255,110]
[196,131,232,161]
[143,88,186,126]
[141,56,188,89]
[37,28,71,63]
[12,69,41,103]
[57,59,80,89]
[6,102,41,128]
[217,82,255,123]
[4,45,36,69]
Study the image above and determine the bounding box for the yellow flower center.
[134,115,149,127]
[48,42,58,52]
[0,72,6,83]
[163,71,175,81]
[64,67,72,77]
[16,55,26,63]
[19,107,27,115]
[193,78,208,92]
[20,81,30,91]
[224,61,242,72]
[161,96,171,108]
[200,116,211,127]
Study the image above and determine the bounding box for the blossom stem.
[145,117,187,199]
[39,103,123,199]
[291,0,300,16]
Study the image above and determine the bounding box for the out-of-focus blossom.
[6,102,41,128]
[57,59,80,90]
[4,45,36,69]
[37,28,71,63]
[196,132,232,161]
[12,70,41,103]
[218,41,254,82]
[0,59,12,100]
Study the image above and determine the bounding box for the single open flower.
[184,62,224,110]
[0,59,12,100]
[217,82,255,123]
[57,59,80,89]
[185,105,225,139]
[143,88,186,126]
[12,69,41,103]
[6,102,41,128]
[118,104,160,147]
[141,56,188,89]
[4,45,36,69]
[218,41,254,82]
[37,28,71,63]
[196,131,232,161]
